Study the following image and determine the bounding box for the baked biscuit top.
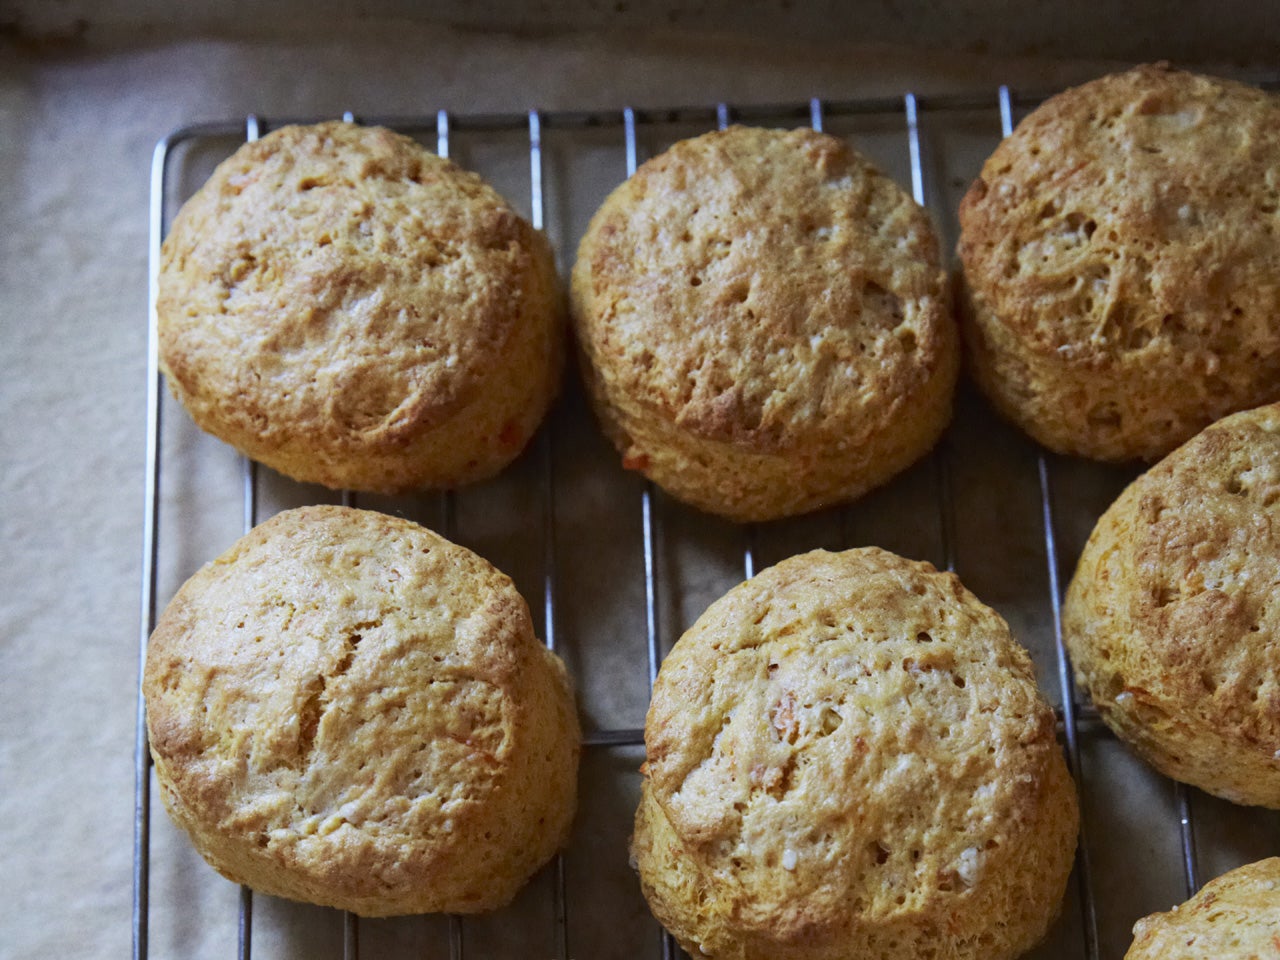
[962,64,1280,357]
[148,505,533,838]
[159,122,550,452]
[574,126,951,453]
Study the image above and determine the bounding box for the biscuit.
[158,122,562,493]
[958,64,1280,461]
[633,547,1077,960]
[1125,858,1280,959]
[1063,403,1280,807]
[571,125,957,522]
[143,505,580,916]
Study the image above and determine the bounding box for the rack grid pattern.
[135,85,1276,960]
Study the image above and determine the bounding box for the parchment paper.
[3,24,1277,960]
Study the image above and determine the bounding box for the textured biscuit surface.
[958,64,1280,461]
[572,126,957,521]
[158,122,562,493]
[144,505,580,916]
[1126,858,1280,959]
[634,548,1077,960]
[1063,403,1280,807]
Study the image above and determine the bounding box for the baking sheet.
[140,94,1280,960]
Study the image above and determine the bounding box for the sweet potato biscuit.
[1125,858,1280,959]
[634,547,1077,959]
[1064,403,1280,807]
[572,125,957,522]
[144,505,580,916]
[958,64,1280,461]
[158,122,562,492]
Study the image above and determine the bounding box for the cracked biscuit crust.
[1126,858,1280,959]
[143,506,580,916]
[571,126,957,522]
[158,122,562,493]
[1064,403,1280,807]
[634,548,1077,960]
[958,64,1280,461]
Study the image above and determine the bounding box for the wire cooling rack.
[135,85,1280,960]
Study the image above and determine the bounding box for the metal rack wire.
[136,85,1276,960]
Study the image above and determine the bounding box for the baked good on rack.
[157,121,562,493]
[143,505,580,916]
[633,547,1077,960]
[957,63,1280,462]
[1125,857,1280,959]
[1063,403,1280,808]
[571,125,957,522]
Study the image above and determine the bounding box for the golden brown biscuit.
[958,64,1280,461]
[634,548,1078,960]
[1063,403,1280,807]
[158,122,562,493]
[571,126,957,522]
[1125,858,1280,959]
[144,505,580,916]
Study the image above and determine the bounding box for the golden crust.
[143,505,580,916]
[1063,403,1280,807]
[571,126,958,522]
[158,122,562,493]
[1125,858,1280,959]
[958,64,1280,462]
[633,548,1078,960]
